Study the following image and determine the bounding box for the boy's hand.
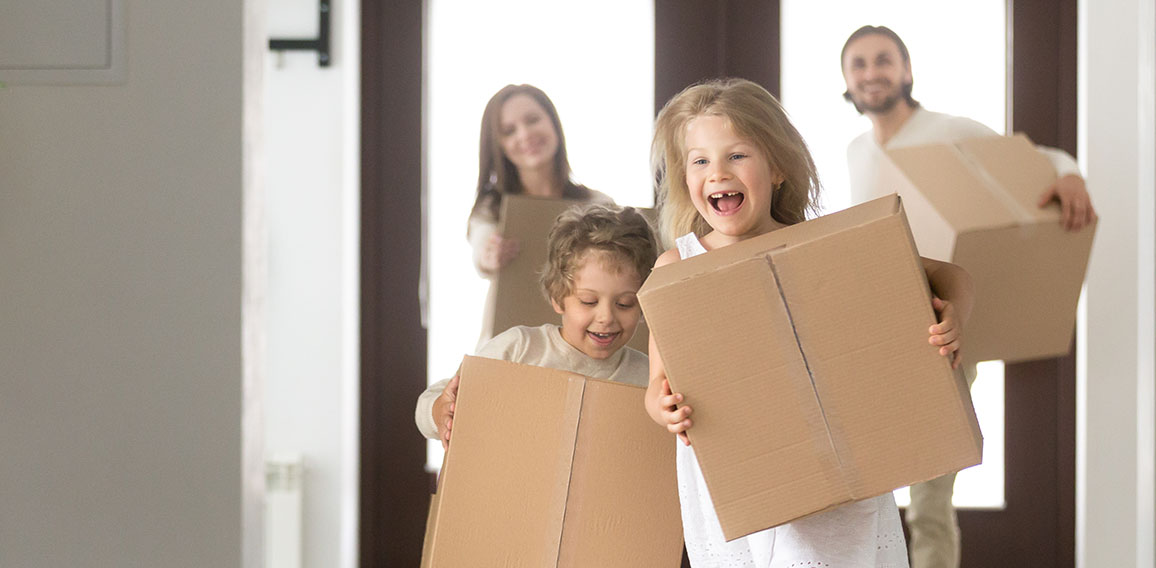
[1038,174,1096,232]
[432,373,460,450]
[480,233,520,272]
[929,296,963,369]
[658,379,693,446]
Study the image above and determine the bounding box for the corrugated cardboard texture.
[638,195,982,541]
[557,379,685,567]
[422,356,683,567]
[884,134,1096,362]
[493,195,655,352]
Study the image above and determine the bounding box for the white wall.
[1079,0,1156,566]
[0,1,249,567]
[263,0,360,566]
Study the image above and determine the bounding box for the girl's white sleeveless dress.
[674,233,910,568]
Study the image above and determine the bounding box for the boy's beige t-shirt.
[414,323,649,440]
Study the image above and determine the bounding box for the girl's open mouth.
[709,191,745,214]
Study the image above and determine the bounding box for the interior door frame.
[358,1,1076,565]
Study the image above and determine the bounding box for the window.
[781,1,1007,508]
[425,0,654,468]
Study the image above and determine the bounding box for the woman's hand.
[478,233,520,273]
[431,373,460,450]
[929,296,963,369]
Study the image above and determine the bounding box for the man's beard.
[852,82,908,114]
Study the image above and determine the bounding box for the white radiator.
[265,454,304,568]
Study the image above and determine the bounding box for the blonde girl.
[645,78,973,567]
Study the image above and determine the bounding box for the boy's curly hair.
[540,203,659,305]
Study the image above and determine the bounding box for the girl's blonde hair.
[651,78,821,247]
[540,204,658,305]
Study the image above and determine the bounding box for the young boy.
[414,203,658,447]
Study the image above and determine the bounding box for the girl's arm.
[644,248,694,445]
[921,257,975,369]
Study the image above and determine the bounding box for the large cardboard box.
[638,195,983,541]
[491,195,654,351]
[881,134,1096,362]
[420,356,683,567]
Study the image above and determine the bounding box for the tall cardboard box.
[638,195,982,541]
[881,134,1096,362]
[490,195,654,351]
[420,356,683,567]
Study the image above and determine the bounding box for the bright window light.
[781,0,1007,509]
[425,0,654,469]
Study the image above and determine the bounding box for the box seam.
[553,376,587,568]
[764,254,855,500]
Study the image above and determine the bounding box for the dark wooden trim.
[655,4,781,566]
[960,0,1079,565]
[655,0,781,115]
[359,1,428,566]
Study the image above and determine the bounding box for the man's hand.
[1038,174,1096,232]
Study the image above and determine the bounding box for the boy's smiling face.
[551,251,643,360]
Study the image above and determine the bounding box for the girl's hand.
[479,233,520,272]
[658,379,693,446]
[431,373,460,450]
[929,296,963,369]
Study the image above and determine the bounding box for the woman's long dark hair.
[469,84,590,227]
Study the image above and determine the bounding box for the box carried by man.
[638,195,983,541]
[420,356,683,567]
[881,134,1096,363]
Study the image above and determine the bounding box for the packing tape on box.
[948,143,1037,225]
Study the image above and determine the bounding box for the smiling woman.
[424,0,654,470]
[465,84,614,347]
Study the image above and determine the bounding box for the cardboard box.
[881,134,1096,362]
[420,356,683,567]
[637,195,982,541]
[492,195,654,352]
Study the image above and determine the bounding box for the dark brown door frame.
[955,1,1078,566]
[360,2,428,567]
[358,1,1075,565]
[654,5,781,565]
[655,1,782,111]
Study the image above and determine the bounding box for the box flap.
[424,356,584,567]
[638,195,902,299]
[955,134,1059,225]
[886,145,1019,233]
[556,379,683,567]
[886,134,1059,234]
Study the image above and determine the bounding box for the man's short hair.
[840,25,920,112]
